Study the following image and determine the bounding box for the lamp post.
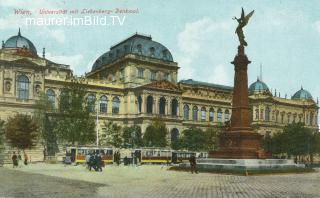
[96,99,99,147]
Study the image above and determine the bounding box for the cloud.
[314,21,320,33]
[45,52,84,74]
[49,29,66,44]
[177,17,231,56]
[176,17,233,84]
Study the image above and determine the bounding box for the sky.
[0,0,319,104]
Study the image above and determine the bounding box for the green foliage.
[0,120,4,147]
[204,127,221,151]
[143,119,168,147]
[54,78,96,145]
[101,121,122,147]
[34,92,58,155]
[263,122,320,159]
[122,125,143,148]
[180,127,207,151]
[5,114,38,149]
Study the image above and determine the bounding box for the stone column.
[211,45,263,159]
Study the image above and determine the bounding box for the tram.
[133,148,172,164]
[131,148,201,164]
[66,146,113,165]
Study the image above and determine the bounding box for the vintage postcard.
[0,0,319,197]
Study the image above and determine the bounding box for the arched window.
[87,95,95,113]
[260,109,264,120]
[171,128,179,144]
[147,95,153,114]
[276,111,279,123]
[59,89,69,111]
[225,109,230,121]
[171,99,178,116]
[183,105,189,120]
[138,96,142,113]
[217,109,222,122]
[159,97,166,115]
[46,89,55,109]
[209,108,214,122]
[265,107,270,121]
[17,75,29,100]
[201,107,206,121]
[281,113,284,124]
[193,106,198,121]
[112,97,120,114]
[310,112,314,125]
[255,108,259,120]
[100,96,108,113]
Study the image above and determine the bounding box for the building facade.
[0,30,318,160]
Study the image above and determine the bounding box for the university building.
[0,29,318,161]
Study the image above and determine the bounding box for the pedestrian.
[18,152,22,168]
[24,152,28,165]
[12,152,18,168]
[89,153,95,171]
[189,154,198,174]
[96,154,103,172]
[86,152,91,169]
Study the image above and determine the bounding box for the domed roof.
[92,33,173,71]
[249,78,269,95]
[3,29,37,56]
[292,87,313,100]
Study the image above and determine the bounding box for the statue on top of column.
[233,8,254,47]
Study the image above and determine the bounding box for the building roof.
[179,79,233,91]
[249,78,269,95]
[292,87,313,100]
[91,33,174,71]
[3,29,37,56]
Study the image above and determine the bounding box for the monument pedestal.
[209,130,264,159]
[179,158,305,171]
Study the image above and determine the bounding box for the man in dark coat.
[189,154,198,174]
[12,152,18,168]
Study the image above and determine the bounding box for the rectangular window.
[138,68,144,79]
[163,73,169,81]
[120,69,125,80]
[150,71,156,81]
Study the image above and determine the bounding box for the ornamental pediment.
[11,58,39,67]
[142,80,181,92]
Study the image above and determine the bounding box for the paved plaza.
[0,163,320,198]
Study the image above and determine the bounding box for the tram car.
[134,148,172,164]
[66,146,113,165]
[171,151,197,164]
[197,152,209,159]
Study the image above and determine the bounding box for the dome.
[92,33,173,71]
[249,78,269,95]
[3,29,37,56]
[292,87,313,100]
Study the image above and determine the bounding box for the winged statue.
[233,8,254,46]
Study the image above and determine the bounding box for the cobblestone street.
[1,164,320,198]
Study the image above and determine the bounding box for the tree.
[264,122,320,162]
[5,114,38,150]
[101,121,122,147]
[122,125,143,148]
[54,78,96,145]
[34,92,59,156]
[180,127,207,151]
[204,127,221,151]
[0,120,4,148]
[143,118,168,147]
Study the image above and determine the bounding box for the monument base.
[209,130,265,159]
[179,158,305,171]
